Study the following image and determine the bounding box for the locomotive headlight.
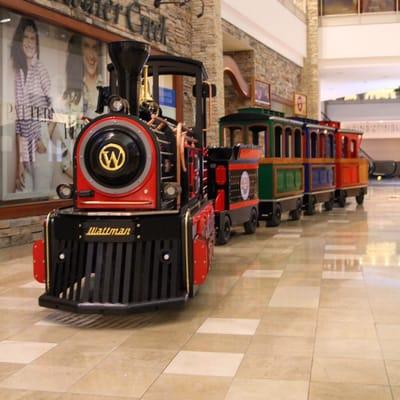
[109,96,124,113]
[162,182,182,200]
[56,184,74,199]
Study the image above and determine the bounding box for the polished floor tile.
[269,286,320,308]
[322,271,363,280]
[0,364,87,392]
[273,234,301,239]
[311,357,388,384]
[1,187,400,398]
[242,269,283,278]
[197,318,260,335]
[183,333,251,353]
[225,378,309,400]
[237,354,312,380]
[309,382,392,400]
[325,245,357,251]
[143,374,231,400]
[0,341,57,364]
[314,338,382,360]
[164,350,244,377]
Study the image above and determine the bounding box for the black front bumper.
[42,208,189,314]
[39,294,188,314]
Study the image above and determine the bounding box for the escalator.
[360,148,400,178]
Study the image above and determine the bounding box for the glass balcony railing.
[320,0,399,16]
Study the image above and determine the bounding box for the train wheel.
[267,204,282,227]
[290,200,302,221]
[244,208,258,234]
[338,192,346,208]
[324,198,334,211]
[305,198,316,216]
[216,215,231,245]
[356,193,365,205]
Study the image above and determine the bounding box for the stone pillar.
[191,0,225,145]
[301,0,320,119]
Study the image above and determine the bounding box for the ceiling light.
[0,18,11,23]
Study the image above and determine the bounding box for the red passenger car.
[321,121,368,206]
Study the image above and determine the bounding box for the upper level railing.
[320,0,399,16]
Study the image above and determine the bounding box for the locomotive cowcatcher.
[33,40,216,314]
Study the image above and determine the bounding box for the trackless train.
[33,40,368,313]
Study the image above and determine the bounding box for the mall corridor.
[0,186,400,400]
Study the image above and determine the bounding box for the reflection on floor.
[1,186,400,399]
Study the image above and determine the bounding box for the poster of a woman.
[11,17,53,193]
[50,34,103,182]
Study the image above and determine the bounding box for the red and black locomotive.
[33,41,217,313]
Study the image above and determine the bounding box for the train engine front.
[33,40,215,314]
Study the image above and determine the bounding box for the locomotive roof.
[147,55,208,79]
[220,110,303,127]
[337,128,364,135]
[305,123,336,132]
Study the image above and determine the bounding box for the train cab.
[208,145,261,245]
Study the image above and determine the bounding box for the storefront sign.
[53,0,167,44]
[294,92,307,117]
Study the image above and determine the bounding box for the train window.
[319,133,326,158]
[327,134,335,158]
[350,139,358,158]
[342,137,349,158]
[294,129,302,158]
[224,127,245,147]
[249,125,268,156]
[311,131,318,158]
[284,128,293,158]
[274,126,283,157]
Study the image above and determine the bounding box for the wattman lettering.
[86,227,132,236]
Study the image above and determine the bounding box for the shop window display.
[0,9,108,202]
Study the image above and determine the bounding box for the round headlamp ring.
[79,119,153,195]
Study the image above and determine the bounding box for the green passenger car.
[219,108,304,226]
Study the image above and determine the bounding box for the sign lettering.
[52,0,167,44]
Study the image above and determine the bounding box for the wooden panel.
[359,159,369,185]
[0,200,72,220]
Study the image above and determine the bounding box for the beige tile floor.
[1,186,400,399]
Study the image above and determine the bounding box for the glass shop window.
[284,128,293,158]
[321,0,358,15]
[294,129,302,158]
[361,0,396,13]
[0,8,109,204]
[274,126,283,157]
[311,131,318,158]
[249,126,267,157]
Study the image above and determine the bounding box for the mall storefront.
[0,0,305,248]
[0,0,210,247]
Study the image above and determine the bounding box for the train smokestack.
[108,41,150,116]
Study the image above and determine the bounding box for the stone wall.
[300,0,320,119]
[222,20,303,116]
[224,50,254,115]
[0,216,44,249]
[1,0,224,248]
[191,0,225,145]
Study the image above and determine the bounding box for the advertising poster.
[0,9,107,202]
